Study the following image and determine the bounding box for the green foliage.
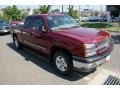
[0,5,29,21]
[0,5,51,21]
[33,9,39,14]
[67,5,79,19]
[52,9,60,13]
[80,22,120,31]
[2,5,22,21]
[33,5,51,14]
[80,22,111,28]
[20,8,29,19]
[0,14,3,19]
[39,5,51,13]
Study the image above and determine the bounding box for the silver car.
[0,26,10,34]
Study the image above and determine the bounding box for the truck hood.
[53,27,110,43]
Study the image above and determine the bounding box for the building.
[106,5,120,22]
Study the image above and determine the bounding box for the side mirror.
[42,26,47,32]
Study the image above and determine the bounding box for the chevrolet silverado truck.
[11,14,114,75]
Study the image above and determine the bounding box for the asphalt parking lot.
[0,32,120,85]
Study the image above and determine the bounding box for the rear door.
[22,16,33,45]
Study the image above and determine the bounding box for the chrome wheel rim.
[56,56,67,72]
[14,37,18,48]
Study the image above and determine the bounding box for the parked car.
[11,14,113,75]
[101,16,107,22]
[0,20,11,34]
[88,16,102,22]
[80,16,90,22]
[110,17,120,22]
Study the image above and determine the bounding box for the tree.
[94,10,99,16]
[52,9,60,13]
[33,5,51,14]
[2,5,22,21]
[21,8,30,19]
[33,8,39,14]
[39,5,51,13]
[67,5,79,19]
[0,14,3,19]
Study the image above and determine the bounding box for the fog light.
[87,63,96,68]
[85,51,96,57]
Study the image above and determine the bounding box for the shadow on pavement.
[7,42,94,81]
[0,33,10,36]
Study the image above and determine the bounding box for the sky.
[0,5,106,11]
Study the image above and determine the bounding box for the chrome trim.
[85,38,110,55]
[96,38,110,50]
[56,56,67,72]
[73,57,105,70]
[0,30,9,32]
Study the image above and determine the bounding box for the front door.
[30,16,49,54]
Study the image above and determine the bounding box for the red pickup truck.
[11,14,113,75]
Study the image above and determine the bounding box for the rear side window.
[24,16,32,29]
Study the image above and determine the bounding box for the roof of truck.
[28,13,65,17]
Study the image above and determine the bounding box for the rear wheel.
[53,50,73,75]
[13,36,22,49]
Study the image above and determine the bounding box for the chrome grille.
[98,38,110,46]
[96,38,110,52]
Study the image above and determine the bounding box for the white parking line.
[83,77,90,81]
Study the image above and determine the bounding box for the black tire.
[53,50,73,75]
[13,36,22,50]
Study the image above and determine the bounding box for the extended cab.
[11,14,114,75]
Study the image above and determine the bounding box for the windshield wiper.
[52,27,70,31]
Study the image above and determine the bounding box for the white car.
[0,26,10,34]
[80,16,90,22]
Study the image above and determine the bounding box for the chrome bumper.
[0,30,10,34]
[72,44,113,72]
[73,58,105,72]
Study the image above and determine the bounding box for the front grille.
[98,38,110,46]
[97,38,110,53]
[104,75,120,85]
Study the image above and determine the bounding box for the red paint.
[11,14,111,57]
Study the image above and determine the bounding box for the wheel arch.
[50,46,73,64]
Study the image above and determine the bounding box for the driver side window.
[33,17,43,31]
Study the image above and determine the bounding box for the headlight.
[84,44,96,50]
[84,44,96,57]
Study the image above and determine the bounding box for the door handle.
[30,32,34,35]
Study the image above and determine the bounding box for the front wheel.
[53,50,73,75]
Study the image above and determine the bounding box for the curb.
[100,30,120,33]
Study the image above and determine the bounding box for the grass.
[80,22,120,32]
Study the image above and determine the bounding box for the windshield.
[46,15,80,31]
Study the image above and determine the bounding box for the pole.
[62,5,63,14]
[79,5,80,23]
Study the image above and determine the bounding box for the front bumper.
[72,44,114,72]
[0,30,10,34]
